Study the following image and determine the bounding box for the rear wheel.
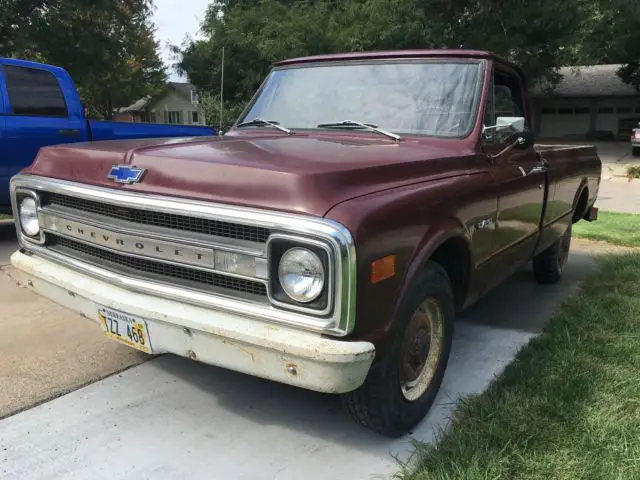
[341,262,454,437]
[533,224,572,284]
[632,147,640,157]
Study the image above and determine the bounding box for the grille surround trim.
[10,174,357,336]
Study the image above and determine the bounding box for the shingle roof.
[168,82,196,100]
[530,64,639,98]
[119,82,196,112]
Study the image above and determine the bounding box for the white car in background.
[632,122,640,157]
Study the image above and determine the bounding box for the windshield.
[237,60,484,138]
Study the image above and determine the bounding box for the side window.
[3,65,68,117]
[484,69,526,144]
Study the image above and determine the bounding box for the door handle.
[528,165,547,175]
[517,164,547,177]
[58,128,81,137]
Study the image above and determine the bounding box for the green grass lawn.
[573,211,640,247]
[404,253,640,480]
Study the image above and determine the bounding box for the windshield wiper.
[316,120,402,141]
[235,118,293,135]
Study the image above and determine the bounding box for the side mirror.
[483,116,526,136]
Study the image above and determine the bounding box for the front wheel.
[341,262,454,437]
[532,224,572,284]
[632,146,640,157]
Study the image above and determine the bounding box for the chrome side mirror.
[483,116,526,136]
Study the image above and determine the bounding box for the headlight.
[19,196,40,237]
[278,247,325,303]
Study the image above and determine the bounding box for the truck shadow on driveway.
[144,248,598,469]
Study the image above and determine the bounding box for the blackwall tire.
[341,261,454,437]
[533,224,572,284]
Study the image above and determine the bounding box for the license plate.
[98,308,152,354]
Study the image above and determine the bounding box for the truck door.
[1,62,89,181]
[481,66,547,274]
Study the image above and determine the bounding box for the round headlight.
[19,197,40,237]
[278,248,325,303]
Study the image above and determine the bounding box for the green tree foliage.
[1,0,166,119]
[176,0,640,128]
[576,0,640,90]
[0,1,48,58]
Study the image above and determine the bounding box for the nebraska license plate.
[98,308,152,354]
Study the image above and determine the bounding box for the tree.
[176,0,640,118]
[175,0,595,119]
[0,0,50,58]
[1,0,167,119]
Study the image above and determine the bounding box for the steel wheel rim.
[399,298,445,402]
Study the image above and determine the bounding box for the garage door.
[539,106,590,138]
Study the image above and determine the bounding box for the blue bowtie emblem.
[107,165,146,184]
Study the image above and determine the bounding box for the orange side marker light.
[371,255,396,284]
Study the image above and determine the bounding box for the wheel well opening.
[572,188,589,223]
[430,237,470,310]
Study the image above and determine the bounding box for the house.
[530,64,640,140]
[116,82,207,126]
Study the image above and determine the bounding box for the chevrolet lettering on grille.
[41,214,214,269]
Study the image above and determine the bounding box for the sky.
[151,0,211,82]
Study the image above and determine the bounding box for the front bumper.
[10,250,375,394]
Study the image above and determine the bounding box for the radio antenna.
[219,46,224,135]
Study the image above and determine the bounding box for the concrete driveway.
[0,222,147,419]
[0,227,598,479]
[553,140,640,213]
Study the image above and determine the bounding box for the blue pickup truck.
[0,58,215,212]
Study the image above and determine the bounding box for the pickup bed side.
[0,58,214,212]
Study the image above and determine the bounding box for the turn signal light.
[371,255,396,284]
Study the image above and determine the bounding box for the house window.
[598,106,614,114]
[541,107,556,114]
[190,90,200,105]
[574,107,589,114]
[557,107,573,115]
[192,111,199,123]
[617,106,633,114]
[166,111,181,124]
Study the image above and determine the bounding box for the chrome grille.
[49,234,268,298]
[44,192,270,243]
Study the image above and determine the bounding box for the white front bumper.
[9,250,375,394]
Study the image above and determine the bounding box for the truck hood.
[26,134,476,217]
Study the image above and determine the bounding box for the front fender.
[325,181,476,356]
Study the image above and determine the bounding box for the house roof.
[120,82,196,113]
[530,64,639,98]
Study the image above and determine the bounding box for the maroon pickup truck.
[9,49,601,437]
